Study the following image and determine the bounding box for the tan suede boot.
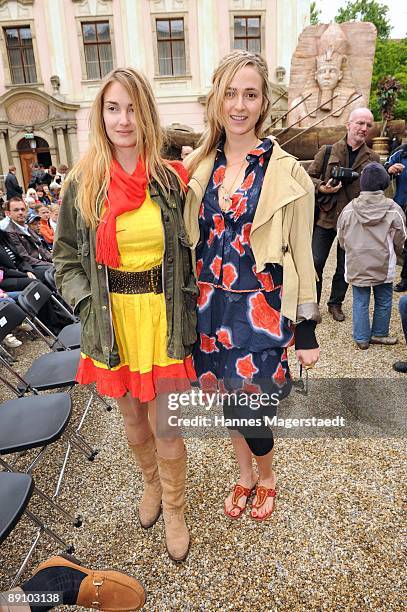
[129,435,162,528]
[157,448,190,562]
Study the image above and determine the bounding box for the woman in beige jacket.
[184,51,320,522]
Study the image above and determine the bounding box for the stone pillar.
[67,126,79,165]
[11,151,24,187]
[0,131,10,175]
[55,127,68,166]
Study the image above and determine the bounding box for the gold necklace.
[219,140,259,211]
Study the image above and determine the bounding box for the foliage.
[369,38,407,122]
[376,75,402,134]
[376,76,402,120]
[310,2,321,26]
[335,0,391,39]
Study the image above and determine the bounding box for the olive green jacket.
[184,138,320,323]
[53,180,198,368]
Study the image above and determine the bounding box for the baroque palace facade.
[0,0,310,188]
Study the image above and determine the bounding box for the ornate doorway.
[17,136,52,189]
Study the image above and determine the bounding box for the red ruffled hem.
[76,356,197,402]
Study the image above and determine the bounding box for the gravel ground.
[0,248,406,611]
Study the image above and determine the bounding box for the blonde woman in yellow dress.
[53,67,198,562]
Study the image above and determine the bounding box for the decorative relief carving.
[72,0,112,16]
[6,98,49,125]
[288,22,376,127]
[0,0,34,5]
[149,0,187,12]
[0,0,33,19]
[230,0,265,9]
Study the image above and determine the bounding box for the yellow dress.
[76,192,196,400]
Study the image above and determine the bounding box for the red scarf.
[96,158,147,268]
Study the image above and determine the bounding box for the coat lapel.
[251,141,307,234]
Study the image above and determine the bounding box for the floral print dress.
[193,137,294,396]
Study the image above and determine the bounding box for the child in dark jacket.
[337,162,406,349]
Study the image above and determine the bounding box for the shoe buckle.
[92,577,104,608]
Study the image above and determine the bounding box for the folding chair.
[0,301,111,493]
[0,472,74,588]
[0,378,97,498]
[0,300,110,403]
[17,280,80,351]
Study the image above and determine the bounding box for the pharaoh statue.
[288,22,376,128]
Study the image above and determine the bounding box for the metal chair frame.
[0,472,74,588]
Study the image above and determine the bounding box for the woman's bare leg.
[148,394,185,458]
[224,432,257,517]
[252,448,276,519]
[116,394,151,444]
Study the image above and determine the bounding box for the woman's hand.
[295,347,320,369]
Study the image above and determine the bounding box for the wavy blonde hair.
[64,67,181,228]
[185,50,271,175]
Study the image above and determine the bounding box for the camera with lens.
[330,166,359,187]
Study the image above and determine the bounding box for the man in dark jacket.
[5,166,23,200]
[0,231,70,334]
[3,196,54,284]
[308,107,380,321]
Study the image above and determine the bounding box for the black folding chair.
[0,378,97,497]
[0,301,110,493]
[0,300,109,402]
[0,472,74,587]
[17,281,80,351]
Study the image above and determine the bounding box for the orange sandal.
[250,485,277,521]
[224,483,256,520]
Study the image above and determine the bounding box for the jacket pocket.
[78,295,92,327]
[79,296,96,353]
[181,278,198,347]
[79,241,91,278]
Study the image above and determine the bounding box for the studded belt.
[108,265,163,294]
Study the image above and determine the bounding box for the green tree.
[310,1,321,25]
[369,38,407,121]
[335,0,391,39]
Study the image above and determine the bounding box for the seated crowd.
[0,163,71,349]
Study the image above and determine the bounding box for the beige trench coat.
[183,138,320,323]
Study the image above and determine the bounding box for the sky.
[318,0,407,39]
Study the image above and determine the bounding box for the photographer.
[308,107,379,321]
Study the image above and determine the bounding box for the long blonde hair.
[64,67,180,228]
[185,51,271,175]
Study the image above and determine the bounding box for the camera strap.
[320,145,332,181]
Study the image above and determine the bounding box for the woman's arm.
[53,182,92,314]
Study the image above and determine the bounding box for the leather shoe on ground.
[393,361,407,373]
[370,336,398,345]
[394,280,407,292]
[33,555,146,610]
[355,341,369,350]
[328,305,345,322]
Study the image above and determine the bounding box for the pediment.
[0,88,80,127]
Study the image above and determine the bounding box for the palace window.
[4,26,37,84]
[233,16,261,53]
[82,21,113,80]
[156,18,186,76]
